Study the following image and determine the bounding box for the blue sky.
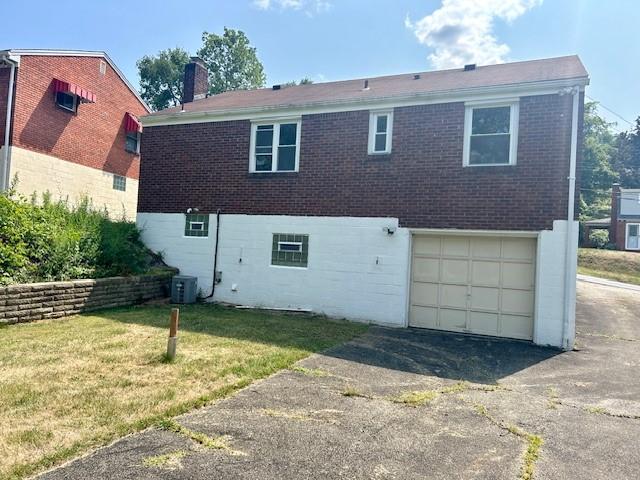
[2,0,638,129]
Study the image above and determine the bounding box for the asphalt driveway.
[39,280,640,479]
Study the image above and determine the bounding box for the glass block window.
[271,233,309,267]
[185,214,209,237]
[112,174,126,191]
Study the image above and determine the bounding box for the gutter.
[562,86,581,350]
[1,54,18,191]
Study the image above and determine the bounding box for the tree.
[612,118,640,188]
[579,102,618,219]
[197,28,266,95]
[282,78,314,87]
[137,48,190,111]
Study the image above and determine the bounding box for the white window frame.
[463,101,519,167]
[125,131,141,155]
[368,110,393,155]
[56,91,78,113]
[249,118,301,173]
[626,223,640,250]
[278,241,303,252]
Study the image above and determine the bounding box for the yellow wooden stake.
[167,308,179,360]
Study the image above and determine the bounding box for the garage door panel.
[500,314,533,340]
[441,259,468,283]
[413,257,440,283]
[442,237,470,257]
[468,311,499,336]
[502,263,534,290]
[409,306,438,329]
[439,309,466,331]
[501,289,534,315]
[471,237,501,258]
[502,238,536,260]
[411,282,439,307]
[471,260,500,286]
[470,286,499,311]
[414,236,441,256]
[440,284,468,309]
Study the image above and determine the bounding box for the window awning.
[124,112,142,133]
[52,78,96,103]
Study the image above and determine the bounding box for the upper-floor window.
[463,102,519,166]
[250,120,301,173]
[56,92,78,114]
[368,110,393,154]
[126,131,140,154]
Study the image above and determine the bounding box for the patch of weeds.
[261,409,313,422]
[546,388,560,410]
[341,387,370,398]
[290,366,330,377]
[143,450,188,470]
[474,404,489,417]
[157,419,242,454]
[392,390,438,406]
[586,406,607,415]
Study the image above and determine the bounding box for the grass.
[0,304,366,480]
[143,450,188,470]
[578,248,640,285]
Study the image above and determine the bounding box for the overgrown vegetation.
[0,189,153,285]
[0,303,366,479]
[588,229,610,249]
[578,247,640,285]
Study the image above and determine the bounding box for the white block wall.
[534,219,578,348]
[137,213,410,326]
[4,146,138,220]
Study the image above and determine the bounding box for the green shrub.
[588,229,610,249]
[0,191,152,285]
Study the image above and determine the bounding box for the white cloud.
[253,0,330,15]
[405,0,543,69]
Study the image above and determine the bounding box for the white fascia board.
[141,77,589,128]
[4,49,150,112]
[409,228,540,238]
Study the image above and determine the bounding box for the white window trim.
[368,109,393,155]
[126,131,141,155]
[463,101,519,167]
[626,223,640,250]
[56,92,78,113]
[278,241,303,252]
[249,118,301,173]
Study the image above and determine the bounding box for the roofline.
[142,76,589,127]
[0,49,150,113]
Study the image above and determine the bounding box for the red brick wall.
[0,67,10,146]
[10,56,147,179]
[138,93,580,231]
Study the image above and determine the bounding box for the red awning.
[52,78,96,103]
[124,112,142,133]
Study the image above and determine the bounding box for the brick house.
[137,55,588,349]
[0,50,149,219]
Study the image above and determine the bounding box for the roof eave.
[142,76,589,127]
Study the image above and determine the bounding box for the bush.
[588,229,610,249]
[0,191,152,285]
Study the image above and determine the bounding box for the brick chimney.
[610,183,620,245]
[183,57,208,104]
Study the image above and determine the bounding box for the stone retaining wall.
[0,270,176,325]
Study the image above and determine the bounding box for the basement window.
[112,174,126,191]
[56,91,78,113]
[272,233,308,267]
[368,110,393,154]
[464,102,519,166]
[185,214,209,237]
[250,120,301,173]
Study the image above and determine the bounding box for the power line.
[586,94,634,127]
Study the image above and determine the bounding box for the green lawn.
[0,304,367,480]
[578,247,640,285]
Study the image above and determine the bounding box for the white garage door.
[409,235,536,340]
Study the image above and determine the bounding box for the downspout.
[1,57,17,191]
[204,209,221,300]
[562,86,580,350]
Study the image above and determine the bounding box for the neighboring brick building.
[137,56,589,349]
[608,183,640,250]
[0,50,149,219]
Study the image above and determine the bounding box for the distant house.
[0,50,149,219]
[137,55,588,349]
[610,183,640,250]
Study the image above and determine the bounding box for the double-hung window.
[626,224,640,250]
[463,102,519,166]
[368,110,393,154]
[250,120,301,172]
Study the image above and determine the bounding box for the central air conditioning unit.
[171,275,198,304]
